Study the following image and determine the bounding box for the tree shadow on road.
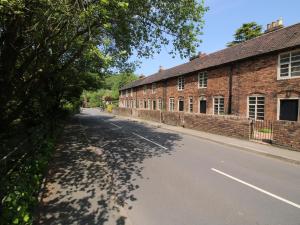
[36,112,181,225]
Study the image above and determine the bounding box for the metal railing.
[250,120,273,143]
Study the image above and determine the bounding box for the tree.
[0,0,208,132]
[227,22,262,47]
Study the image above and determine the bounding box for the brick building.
[119,21,300,122]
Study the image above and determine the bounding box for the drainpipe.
[228,65,233,114]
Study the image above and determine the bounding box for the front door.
[279,99,299,121]
[199,100,207,113]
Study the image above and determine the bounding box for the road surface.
[38,108,300,225]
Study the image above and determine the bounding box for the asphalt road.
[39,108,300,225]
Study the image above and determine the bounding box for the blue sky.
[132,0,300,76]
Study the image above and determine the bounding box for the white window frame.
[277,97,300,121]
[143,85,147,94]
[169,97,175,112]
[247,95,265,120]
[177,76,185,91]
[198,72,208,88]
[178,97,184,112]
[278,49,300,80]
[213,96,225,115]
[158,98,162,110]
[152,83,156,94]
[189,97,193,113]
[148,99,151,110]
[126,89,128,97]
[130,88,133,97]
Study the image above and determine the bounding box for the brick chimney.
[139,74,145,79]
[158,65,164,72]
[189,52,207,61]
[265,18,284,33]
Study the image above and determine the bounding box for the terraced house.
[119,21,300,123]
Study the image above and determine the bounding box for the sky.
[132,0,300,76]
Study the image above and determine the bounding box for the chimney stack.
[159,65,164,72]
[265,18,284,33]
[139,74,145,79]
[189,52,207,61]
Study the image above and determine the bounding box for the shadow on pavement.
[36,111,181,225]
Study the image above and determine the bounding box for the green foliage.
[1,0,207,132]
[1,136,57,225]
[227,22,262,47]
[106,104,115,113]
[104,73,138,99]
[82,72,138,107]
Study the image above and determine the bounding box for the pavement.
[37,108,300,225]
[112,111,300,165]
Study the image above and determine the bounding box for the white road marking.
[132,132,168,150]
[211,168,300,209]
[110,122,122,129]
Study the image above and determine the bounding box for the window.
[279,99,299,121]
[153,100,156,110]
[139,100,143,108]
[178,76,185,90]
[279,50,300,79]
[143,85,147,94]
[178,97,184,112]
[214,97,224,115]
[198,72,208,88]
[130,88,133,97]
[189,97,193,113]
[152,83,156,94]
[126,90,128,97]
[248,96,264,120]
[158,98,162,110]
[130,100,133,108]
[136,100,139,108]
[148,99,151,110]
[169,98,175,112]
[144,99,147,109]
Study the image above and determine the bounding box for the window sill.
[277,76,300,81]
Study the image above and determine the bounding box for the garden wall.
[137,109,161,123]
[273,121,300,151]
[184,113,250,139]
[113,107,132,117]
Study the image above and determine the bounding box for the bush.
[0,127,61,225]
[106,104,115,113]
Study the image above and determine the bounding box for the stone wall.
[273,121,300,151]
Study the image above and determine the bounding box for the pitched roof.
[121,22,300,90]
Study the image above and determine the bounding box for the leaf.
[13,218,19,224]
[23,214,30,222]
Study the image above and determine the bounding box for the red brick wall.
[137,109,161,123]
[113,107,132,117]
[120,50,300,121]
[232,53,300,121]
[273,121,300,151]
[184,113,250,139]
[161,112,184,126]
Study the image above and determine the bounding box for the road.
[38,108,300,225]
